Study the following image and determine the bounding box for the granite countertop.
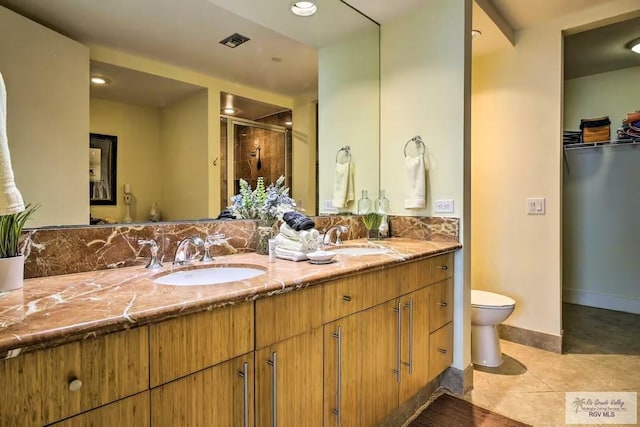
[0,238,460,359]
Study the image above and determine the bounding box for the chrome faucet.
[173,236,205,265]
[201,233,227,262]
[138,239,163,269]
[323,225,349,246]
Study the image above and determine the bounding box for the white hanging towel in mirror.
[332,161,354,208]
[404,155,426,209]
[0,72,25,215]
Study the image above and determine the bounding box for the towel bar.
[404,136,426,157]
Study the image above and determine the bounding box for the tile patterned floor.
[464,305,640,427]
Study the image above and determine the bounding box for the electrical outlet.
[527,197,545,215]
[434,199,454,213]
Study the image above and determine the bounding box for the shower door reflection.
[221,116,291,210]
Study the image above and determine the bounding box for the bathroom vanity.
[0,238,458,426]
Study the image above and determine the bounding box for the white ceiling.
[2,0,638,108]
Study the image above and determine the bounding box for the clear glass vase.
[255,221,276,255]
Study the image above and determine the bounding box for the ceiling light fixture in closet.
[291,1,317,17]
[626,37,640,54]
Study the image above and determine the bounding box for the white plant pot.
[0,255,25,292]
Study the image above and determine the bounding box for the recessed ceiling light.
[627,37,640,54]
[90,76,110,85]
[272,57,283,63]
[471,29,482,39]
[291,1,317,17]
[222,107,237,115]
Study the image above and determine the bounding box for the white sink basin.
[330,247,390,256]
[153,266,265,286]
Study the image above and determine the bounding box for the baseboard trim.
[498,323,562,354]
[563,288,640,315]
[439,364,474,396]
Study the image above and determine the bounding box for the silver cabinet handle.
[392,302,402,383]
[438,265,448,271]
[238,362,249,427]
[267,352,278,427]
[438,302,448,308]
[342,295,352,302]
[403,299,414,374]
[438,348,448,354]
[331,327,342,425]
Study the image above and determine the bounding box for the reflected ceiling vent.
[219,33,250,48]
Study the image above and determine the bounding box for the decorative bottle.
[376,190,390,239]
[357,190,371,215]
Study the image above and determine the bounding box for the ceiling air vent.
[219,33,250,48]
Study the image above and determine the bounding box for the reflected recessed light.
[291,1,317,17]
[222,107,237,115]
[90,76,110,85]
[627,37,640,54]
[471,29,482,39]
[285,121,293,126]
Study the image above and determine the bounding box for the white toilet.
[471,289,516,367]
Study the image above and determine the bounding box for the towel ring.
[404,136,426,157]
[336,145,352,163]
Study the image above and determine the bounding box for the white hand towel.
[404,155,426,209]
[0,72,25,215]
[275,234,311,252]
[331,161,354,208]
[279,223,300,240]
[274,247,309,262]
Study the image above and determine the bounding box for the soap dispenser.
[357,190,371,214]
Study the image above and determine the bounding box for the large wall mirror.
[0,0,380,228]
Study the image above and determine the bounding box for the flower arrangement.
[229,176,295,222]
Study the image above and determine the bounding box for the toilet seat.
[471,290,515,308]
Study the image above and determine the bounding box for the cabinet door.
[256,328,323,427]
[151,353,254,427]
[324,314,362,427]
[360,300,399,427]
[399,287,430,405]
[50,391,149,427]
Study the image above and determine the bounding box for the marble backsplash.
[23,215,459,279]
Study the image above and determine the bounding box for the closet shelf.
[563,141,640,151]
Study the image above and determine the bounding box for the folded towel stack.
[274,223,320,261]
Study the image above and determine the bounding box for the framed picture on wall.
[89,133,117,205]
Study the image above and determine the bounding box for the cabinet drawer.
[40,327,149,424]
[256,285,322,348]
[150,302,253,386]
[429,278,453,332]
[323,267,402,323]
[428,322,453,382]
[50,391,150,427]
[430,252,453,283]
[398,258,430,295]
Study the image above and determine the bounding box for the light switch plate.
[434,199,454,213]
[527,197,545,215]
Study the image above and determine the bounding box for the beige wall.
[318,25,380,214]
[89,98,162,222]
[0,6,89,227]
[161,90,209,221]
[380,0,472,370]
[471,0,640,337]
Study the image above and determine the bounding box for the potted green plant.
[0,204,38,292]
